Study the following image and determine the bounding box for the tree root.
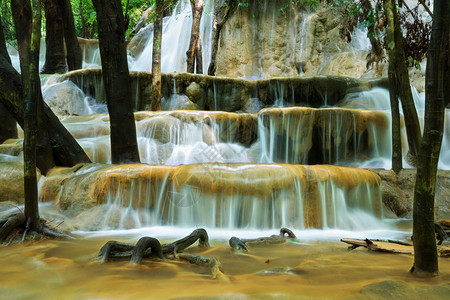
[96,228,225,279]
[0,212,72,245]
[0,213,26,243]
[97,228,210,262]
[177,253,227,280]
[229,228,297,251]
[131,237,164,265]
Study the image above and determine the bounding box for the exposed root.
[96,228,223,278]
[0,213,26,243]
[130,237,164,265]
[98,228,211,262]
[98,241,135,263]
[162,228,210,255]
[229,236,248,251]
[280,228,296,239]
[0,212,72,245]
[178,253,227,280]
[229,228,297,251]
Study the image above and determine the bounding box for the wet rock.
[371,169,450,220]
[0,162,40,204]
[380,181,409,217]
[352,280,450,300]
[136,115,182,144]
[42,80,92,116]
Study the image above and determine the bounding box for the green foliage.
[0,1,16,47]
[70,0,152,39]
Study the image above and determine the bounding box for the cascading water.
[127,0,214,73]
[4,0,448,239]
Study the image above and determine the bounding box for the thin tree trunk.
[151,0,163,111]
[60,0,82,71]
[387,73,402,173]
[92,0,140,164]
[24,0,42,231]
[412,0,448,276]
[387,0,422,164]
[195,36,202,74]
[11,0,56,174]
[79,0,88,39]
[186,0,203,74]
[208,1,233,76]
[41,0,67,74]
[384,0,402,173]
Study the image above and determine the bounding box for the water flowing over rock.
[38,163,382,231]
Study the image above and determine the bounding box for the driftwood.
[341,238,413,254]
[229,228,297,251]
[341,238,450,257]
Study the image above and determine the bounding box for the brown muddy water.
[0,234,449,300]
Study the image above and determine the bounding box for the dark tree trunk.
[60,0,82,71]
[24,0,42,231]
[151,0,163,111]
[208,1,233,76]
[186,0,203,74]
[0,102,17,143]
[0,32,91,172]
[11,0,56,174]
[384,0,402,173]
[412,0,448,276]
[41,0,67,74]
[0,25,17,143]
[11,0,32,76]
[385,0,422,164]
[92,0,140,164]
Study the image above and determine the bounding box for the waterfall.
[128,0,214,73]
[45,163,383,231]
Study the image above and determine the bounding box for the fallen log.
[341,238,413,254]
[341,238,450,257]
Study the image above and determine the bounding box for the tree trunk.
[11,0,32,76]
[0,27,17,143]
[0,103,17,143]
[92,0,140,164]
[385,0,422,164]
[412,0,448,276]
[207,1,233,76]
[60,0,82,71]
[24,0,42,231]
[0,33,91,172]
[41,0,67,74]
[11,0,56,174]
[151,0,164,111]
[384,0,402,173]
[186,0,203,74]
